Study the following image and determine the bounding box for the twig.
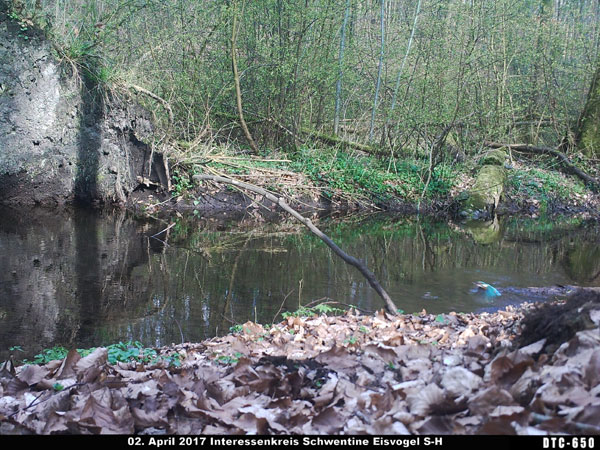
[9,382,85,418]
[149,235,170,247]
[150,222,175,238]
[272,289,296,324]
[173,318,185,345]
[125,83,174,126]
[220,314,236,325]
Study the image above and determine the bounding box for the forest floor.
[1,288,599,435]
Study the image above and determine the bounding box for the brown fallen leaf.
[77,388,134,434]
[130,404,170,429]
[1,301,598,435]
[478,416,517,435]
[583,349,600,388]
[16,364,48,387]
[406,384,446,417]
[314,345,355,371]
[237,405,289,433]
[312,373,338,408]
[42,410,70,434]
[0,359,16,378]
[305,405,344,434]
[468,386,516,416]
[441,367,482,399]
[487,352,533,386]
[55,349,81,380]
[74,348,107,383]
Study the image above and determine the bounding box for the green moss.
[479,149,507,166]
[465,164,506,211]
[578,66,600,158]
[580,120,600,157]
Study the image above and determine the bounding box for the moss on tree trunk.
[577,63,600,158]
[460,150,507,219]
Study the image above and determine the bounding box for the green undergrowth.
[183,144,462,206]
[175,142,596,214]
[288,147,459,202]
[12,341,181,367]
[280,303,347,319]
[507,165,588,209]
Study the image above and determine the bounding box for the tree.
[231,0,259,154]
[368,0,385,142]
[334,0,351,136]
[576,60,600,158]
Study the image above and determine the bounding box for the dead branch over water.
[193,173,399,315]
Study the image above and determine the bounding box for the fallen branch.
[302,129,384,156]
[484,141,599,188]
[193,173,399,315]
[150,222,175,238]
[126,83,174,126]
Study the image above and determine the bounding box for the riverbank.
[124,144,600,222]
[1,288,599,435]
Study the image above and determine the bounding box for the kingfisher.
[475,281,501,299]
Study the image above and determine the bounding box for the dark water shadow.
[72,69,104,341]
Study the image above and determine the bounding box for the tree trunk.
[231,2,259,155]
[334,0,351,136]
[368,0,385,142]
[388,0,421,120]
[576,61,600,158]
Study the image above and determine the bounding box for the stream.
[1,206,599,361]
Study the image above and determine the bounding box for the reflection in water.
[74,208,101,344]
[0,208,598,360]
[563,244,600,283]
[463,216,501,245]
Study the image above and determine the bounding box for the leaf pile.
[1,302,600,435]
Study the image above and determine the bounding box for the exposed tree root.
[517,287,600,352]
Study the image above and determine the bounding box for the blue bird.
[475,281,501,299]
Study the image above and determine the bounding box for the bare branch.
[193,173,400,315]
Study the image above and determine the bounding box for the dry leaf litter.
[1,291,599,435]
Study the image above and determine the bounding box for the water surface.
[1,207,598,360]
